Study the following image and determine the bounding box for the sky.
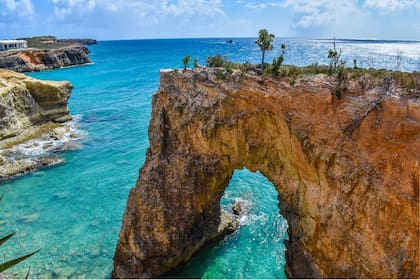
[0,0,419,40]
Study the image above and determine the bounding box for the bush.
[215,69,227,80]
[206,54,227,67]
[239,62,252,76]
[328,38,345,74]
[225,63,233,74]
[193,58,200,69]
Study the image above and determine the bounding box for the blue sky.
[1,0,419,40]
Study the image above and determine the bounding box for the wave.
[5,115,86,160]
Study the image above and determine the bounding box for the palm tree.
[182,55,191,71]
[255,29,275,69]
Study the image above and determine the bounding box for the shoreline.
[24,62,95,73]
[0,69,82,182]
[0,116,85,182]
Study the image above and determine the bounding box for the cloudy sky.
[1,0,419,40]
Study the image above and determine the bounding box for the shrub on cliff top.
[182,55,191,71]
[272,43,286,77]
[328,38,345,75]
[193,58,200,69]
[206,54,227,67]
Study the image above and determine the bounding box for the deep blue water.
[0,38,419,279]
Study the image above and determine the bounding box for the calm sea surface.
[1,38,419,279]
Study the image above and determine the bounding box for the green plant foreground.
[0,194,40,277]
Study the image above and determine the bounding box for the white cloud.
[54,6,72,20]
[244,2,283,9]
[283,0,361,28]
[49,0,95,16]
[162,0,224,16]
[49,0,224,20]
[0,0,34,18]
[364,0,420,12]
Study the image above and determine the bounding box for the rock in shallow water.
[0,156,64,181]
[231,201,243,216]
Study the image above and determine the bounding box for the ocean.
[0,38,419,279]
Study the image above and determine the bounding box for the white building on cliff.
[0,40,28,51]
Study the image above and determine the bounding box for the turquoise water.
[1,38,419,279]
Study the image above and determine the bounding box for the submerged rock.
[231,201,242,216]
[113,68,419,279]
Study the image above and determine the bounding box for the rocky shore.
[0,69,81,180]
[0,46,91,73]
[113,68,419,278]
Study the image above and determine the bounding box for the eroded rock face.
[0,69,73,179]
[113,68,419,278]
[0,46,91,73]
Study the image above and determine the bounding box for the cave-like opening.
[167,168,289,279]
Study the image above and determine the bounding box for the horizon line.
[94,36,420,43]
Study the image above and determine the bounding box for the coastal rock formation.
[113,68,419,278]
[0,46,91,73]
[0,69,73,180]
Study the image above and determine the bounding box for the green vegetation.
[193,58,200,69]
[328,38,345,75]
[215,69,227,80]
[17,36,58,49]
[255,29,275,69]
[182,31,418,93]
[271,44,286,77]
[16,36,95,49]
[0,194,40,276]
[206,54,227,67]
[182,55,191,71]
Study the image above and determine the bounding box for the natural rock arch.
[113,69,419,278]
[169,168,288,279]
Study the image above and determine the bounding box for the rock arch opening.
[166,168,289,279]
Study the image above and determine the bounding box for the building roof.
[0,40,27,44]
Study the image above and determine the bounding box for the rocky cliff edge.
[113,68,419,278]
[0,46,91,73]
[0,69,77,180]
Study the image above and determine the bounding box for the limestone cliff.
[0,46,91,73]
[0,69,74,180]
[113,68,419,278]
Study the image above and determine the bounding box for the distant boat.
[226,40,234,44]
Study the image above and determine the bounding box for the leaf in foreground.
[0,232,16,247]
[0,249,41,273]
